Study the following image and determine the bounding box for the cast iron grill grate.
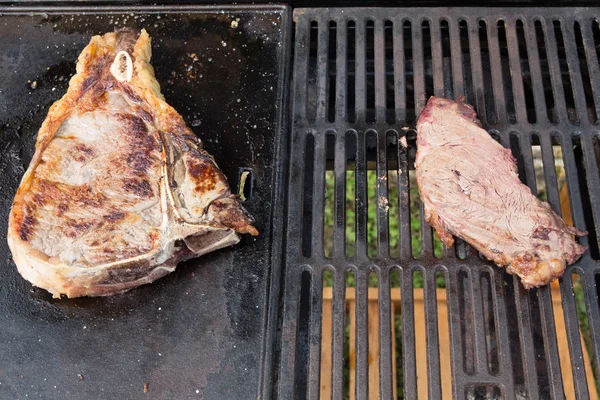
[277,8,600,400]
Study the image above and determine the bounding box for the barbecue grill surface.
[1,4,600,400]
[0,5,289,399]
[278,7,600,400]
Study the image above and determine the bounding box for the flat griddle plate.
[0,5,289,399]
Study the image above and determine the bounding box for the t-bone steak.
[416,97,586,288]
[8,29,258,298]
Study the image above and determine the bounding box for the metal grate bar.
[524,19,551,124]
[311,133,326,259]
[543,18,571,124]
[355,131,368,259]
[355,19,367,123]
[411,18,427,117]
[486,19,508,124]
[377,132,390,257]
[580,19,600,120]
[335,19,348,122]
[423,269,442,397]
[504,18,529,125]
[430,20,445,98]
[332,134,347,260]
[449,19,465,101]
[488,268,516,399]
[562,21,591,124]
[331,270,347,400]
[354,269,370,399]
[377,268,394,399]
[445,267,466,399]
[401,267,418,399]
[392,18,407,124]
[580,132,600,251]
[316,18,330,123]
[397,132,412,258]
[307,268,324,400]
[467,17,487,123]
[374,20,387,123]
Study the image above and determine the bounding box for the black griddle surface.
[0,5,289,399]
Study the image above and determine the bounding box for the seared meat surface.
[8,29,257,298]
[416,97,586,288]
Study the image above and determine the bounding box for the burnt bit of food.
[187,156,221,193]
[19,215,36,241]
[453,169,461,177]
[57,203,68,217]
[208,197,258,235]
[532,226,552,240]
[105,211,127,223]
[73,186,106,208]
[67,219,94,237]
[72,143,96,163]
[123,178,153,198]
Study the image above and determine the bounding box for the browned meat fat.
[8,29,258,298]
[415,97,586,288]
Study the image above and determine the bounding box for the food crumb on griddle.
[144,382,149,393]
[77,374,84,381]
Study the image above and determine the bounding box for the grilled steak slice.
[8,29,258,298]
[416,97,586,288]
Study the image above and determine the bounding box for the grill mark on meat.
[120,84,143,103]
[117,113,148,137]
[66,219,94,237]
[127,150,155,174]
[32,193,46,206]
[105,211,127,223]
[73,185,107,208]
[57,203,68,217]
[19,215,36,241]
[72,143,96,163]
[123,178,153,198]
[137,107,154,123]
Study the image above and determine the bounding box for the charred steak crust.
[415,97,586,288]
[8,29,258,298]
